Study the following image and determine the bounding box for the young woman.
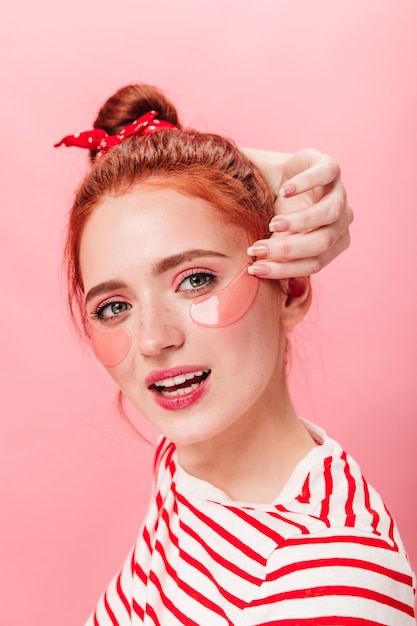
[56,85,415,625]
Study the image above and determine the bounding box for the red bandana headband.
[54,111,176,156]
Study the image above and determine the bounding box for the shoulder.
[264,531,416,624]
[294,421,398,543]
[263,422,416,623]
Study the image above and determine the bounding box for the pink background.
[1,1,416,623]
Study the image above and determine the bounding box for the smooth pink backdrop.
[1,1,416,623]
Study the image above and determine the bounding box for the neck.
[176,385,315,503]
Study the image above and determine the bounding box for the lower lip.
[150,376,210,411]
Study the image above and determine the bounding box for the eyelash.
[90,299,131,323]
[176,270,217,294]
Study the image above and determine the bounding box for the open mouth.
[150,370,211,397]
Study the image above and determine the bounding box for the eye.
[90,300,131,322]
[177,270,217,294]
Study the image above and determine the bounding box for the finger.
[268,227,344,263]
[248,233,350,280]
[271,193,352,233]
[281,157,341,197]
[248,224,351,266]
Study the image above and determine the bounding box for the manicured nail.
[269,218,290,233]
[247,245,268,258]
[279,183,296,197]
[248,264,270,276]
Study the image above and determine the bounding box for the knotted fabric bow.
[54,111,176,155]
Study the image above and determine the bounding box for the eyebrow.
[85,279,128,305]
[84,249,228,305]
[152,249,228,275]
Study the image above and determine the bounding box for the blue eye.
[91,300,131,322]
[178,271,216,293]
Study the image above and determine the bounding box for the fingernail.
[248,264,270,276]
[247,245,268,258]
[269,218,290,233]
[279,183,296,198]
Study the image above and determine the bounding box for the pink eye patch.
[89,324,132,368]
[189,265,259,327]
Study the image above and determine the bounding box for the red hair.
[64,85,276,335]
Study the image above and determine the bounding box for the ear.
[280,277,312,328]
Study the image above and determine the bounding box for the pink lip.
[145,365,209,387]
[150,378,210,411]
[146,365,211,411]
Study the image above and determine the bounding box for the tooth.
[161,383,197,397]
[154,370,209,390]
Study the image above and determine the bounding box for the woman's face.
[79,187,289,448]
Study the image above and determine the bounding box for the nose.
[136,300,185,357]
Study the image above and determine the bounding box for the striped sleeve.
[249,530,416,625]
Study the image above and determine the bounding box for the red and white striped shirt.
[86,421,416,625]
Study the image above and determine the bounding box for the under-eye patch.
[89,325,132,368]
[189,265,259,328]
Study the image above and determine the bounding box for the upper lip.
[145,365,210,388]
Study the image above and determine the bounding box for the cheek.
[89,325,132,368]
[190,266,259,327]
[221,284,283,357]
[209,285,281,352]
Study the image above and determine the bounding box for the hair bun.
[93,84,180,135]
